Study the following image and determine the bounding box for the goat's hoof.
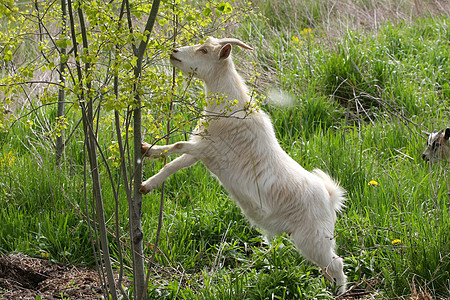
[139,184,150,195]
[141,142,151,156]
[140,179,160,194]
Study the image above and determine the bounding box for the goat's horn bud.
[219,38,253,50]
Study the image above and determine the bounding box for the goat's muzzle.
[170,49,181,62]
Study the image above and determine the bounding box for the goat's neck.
[203,64,250,116]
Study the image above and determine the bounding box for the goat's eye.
[199,48,208,54]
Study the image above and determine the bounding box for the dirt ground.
[0,253,105,299]
[0,252,376,300]
[0,253,436,300]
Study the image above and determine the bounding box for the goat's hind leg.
[291,230,347,294]
[140,154,198,194]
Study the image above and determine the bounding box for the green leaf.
[158,18,168,26]
[217,2,233,14]
[130,56,138,67]
[203,7,212,17]
[56,38,68,49]
[4,50,13,62]
[60,54,68,64]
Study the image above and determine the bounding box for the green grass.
[1,0,450,299]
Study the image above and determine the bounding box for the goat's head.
[422,128,450,163]
[169,37,253,80]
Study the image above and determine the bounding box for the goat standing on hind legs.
[140,37,348,294]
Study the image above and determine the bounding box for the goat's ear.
[219,44,232,60]
[444,128,450,140]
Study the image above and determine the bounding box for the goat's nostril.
[173,49,179,53]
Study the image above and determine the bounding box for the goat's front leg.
[142,141,199,159]
[140,154,199,194]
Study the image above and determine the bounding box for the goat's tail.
[312,169,346,212]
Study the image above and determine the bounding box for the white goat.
[140,37,347,294]
[422,128,450,163]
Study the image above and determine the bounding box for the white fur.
[422,128,450,163]
[140,37,347,294]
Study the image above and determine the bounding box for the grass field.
[1,0,449,298]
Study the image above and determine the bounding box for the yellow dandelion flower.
[41,252,50,259]
[392,239,401,245]
[291,36,303,46]
[368,180,378,186]
[300,28,314,38]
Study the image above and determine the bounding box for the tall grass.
[1,0,449,298]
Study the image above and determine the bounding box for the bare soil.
[1,254,436,299]
[0,253,104,299]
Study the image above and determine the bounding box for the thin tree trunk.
[132,96,145,300]
[128,0,161,298]
[77,8,119,300]
[56,0,67,165]
[67,1,118,298]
